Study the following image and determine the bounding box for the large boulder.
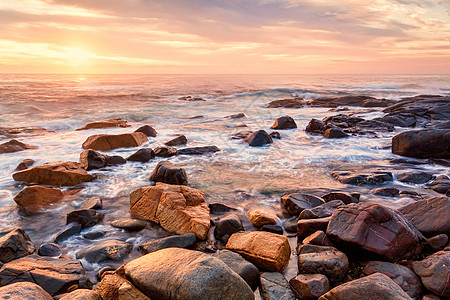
[243,130,273,147]
[123,248,254,300]
[326,203,423,262]
[259,272,296,300]
[271,116,297,130]
[225,231,290,272]
[130,183,210,239]
[0,282,53,300]
[392,129,450,158]
[412,250,450,298]
[318,273,412,300]
[13,185,78,213]
[76,118,130,130]
[12,161,93,186]
[0,228,35,263]
[76,240,132,263]
[139,233,197,254]
[82,132,148,151]
[148,161,188,185]
[398,196,450,236]
[281,193,325,216]
[0,139,37,154]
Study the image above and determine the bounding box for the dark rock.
[302,230,334,247]
[322,192,358,204]
[15,159,35,171]
[37,243,61,257]
[297,217,331,240]
[225,113,246,119]
[96,266,115,281]
[380,112,417,127]
[106,155,126,165]
[259,272,296,300]
[243,130,273,146]
[289,274,330,300]
[148,161,188,185]
[208,202,238,214]
[261,225,283,235]
[0,227,35,263]
[0,139,37,154]
[392,129,450,158]
[110,219,147,231]
[153,145,177,157]
[281,193,325,216]
[429,175,450,194]
[0,282,53,300]
[331,171,393,185]
[230,130,253,140]
[323,114,364,127]
[372,187,400,197]
[76,240,132,263]
[327,203,423,262]
[139,233,197,254]
[283,218,298,233]
[299,200,344,219]
[126,148,155,162]
[412,250,450,298]
[323,128,349,138]
[52,223,82,244]
[81,196,102,210]
[269,131,281,139]
[397,171,433,184]
[80,149,109,170]
[164,135,187,146]
[422,294,441,300]
[305,118,325,134]
[214,214,244,240]
[76,118,130,131]
[178,95,205,101]
[177,146,220,155]
[134,125,157,137]
[195,240,217,253]
[67,209,105,228]
[426,234,448,251]
[267,98,304,108]
[83,231,105,240]
[313,95,393,108]
[0,126,53,138]
[271,116,297,130]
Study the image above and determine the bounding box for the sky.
[0,0,449,74]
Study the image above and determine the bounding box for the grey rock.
[0,227,35,263]
[259,272,296,300]
[139,233,197,254]
[148,160,188,185]
[76,240,132,263]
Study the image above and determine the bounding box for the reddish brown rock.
[0,228,35,263]
[15,159,35,171]
[76,118,130,131]
[271,116,297,130]
[290,274,330,300]
[247,207,278,227]
[281,193,325,216]
[135,125,157,137]
[0,139,37,154]
[305,118,325,134]
[426,234,449,251]
[302,230,334,247]
[412,250,450,298]
[392,129,450,158]
[0,282,53,300]
[13,185,79,213]
[154,146,177,157]
[164,135,187,146]
[60,289,101,300]
[298,217,331,240]
[95,272,149,300]
[12,161,93,186]
[82,132,148,151]
[322,192,358,204]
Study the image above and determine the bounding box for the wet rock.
[139,233,197,254]
[0,126,53,137]
[271,116,297,130]
[297,217,331,240]
[15,158,35,171]
[0,227,35,263]
[283,218,298,233]
[37,243,61,257]
[225,113,246,119]
[318,273,412,300]
[60,289,101,300]
[195,240,217,253]
[110,219,147,231]
[126,148,155,162]
[0,139,37,154]
[322,192,358,204]
[164,134,187,146]
[118,281,151,300]
[247,207,278,227]
[96,266,115,281]
[380,111,417,127]
[0,254,89,296]
[83,231,105,240]
[230,130,253,139]
[297,244,349,282]
[225,231,290,272]
[372,187,400,197]
[53,223,82,244]
[0,282,53,300]
[259,272,296,300]
[177,146,220,155]
[67,209,105,228]
[323,127,349,138]
[299,200,344,219]
[412,251,450,298]
[76,118,130,131]
[267,98,305,108]
[261,224,283,235]
[302,230,334,247]
[422,294,441,300]
[208,202,238,214]
[13,161,94,186]
[305,118,325,134]
[397,171,433,184]
[327,203,423,262]
[214,213,244,240]
[79,149,109,170]
[429,175,450,194]
[178,95,205,101]
[95,272,148,300]
[289,274,330,300]
[281,193,325,216]
[124,248,254,300]
[82,132,148,151]
[426,234,448,251]
[215,249,260,290]
[13,185,78,213]
[392,129,450,158]
[153,145,177,157]
[331,171,393,185]
[243,130,273,146]
[363,261,421,298]
[81,196,102,210]
[148,160,188,185]
[313,95,393,108]
[398,196,450,236]
[130,183,210,239]
[76,240,132,263]
[134,125,157,137]
[107,155,126,165]
[269,131,281,139]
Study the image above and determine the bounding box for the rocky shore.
[0,94,449,299]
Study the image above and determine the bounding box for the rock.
[110,219,147,231]
[429,175,450,194]
[208,202,238,214]
[397,171,433,184]
[297,217,331,240]
[80,149,109,170]
[164,135,187,146]
[134,125,157,137]
[76,240,132,263]
[331,171,393,185]
[312,95,393,108]
[243,130,273,146]
[118,281,151,300]
[297,244,348,282]
[153,145,177,157]
[398,196,450,236]
[0,227,35,263]
[259,272,296,300]
[177,146,220,155]
[82,132,148,151]
[178,96,205,101]
[83,231,105,240]
[363,261,421,298]
[81,196,102,210]
[381,112,417,127]
[214,213,244,240]
[0,282,53,300]
[230,130,253,139]
[299,200,344,219]
[306,118,325,134]
[422,294,441,300]
[323,128,349,138]
[267,98,304,108]
[76,118,130,131]
[53,223,82,244]
[281,193,326,216]
[0,139,37,154]
[67,209,105,228]
[37,243,61,257]
[412,251,450,297]
[283,218,298,233]
[95,272,148,300]
[427,234,449,250]
[60,289,101,300]
[269,131,281,139]
[261,225,283,235]
[123,248,254,300]
[289,274,330,300]
[302,230,334,247]
[139,233,197,254]
[12,161,93,186]
[126,148,155,162]
[247,207,278,227]
[318,273,412,300]
[322,192,358,204]
[15,158,35,171]
[0,126,53,137]
[148,161,188,185]
[130,183,210,239]
[327,203,423,262]
[392,129,450,158]
[225,231,290,272]
[107,155,126,165]
[96,266,115,281]
[0,254,89,296]
[372,187,400,197]
[13,185,78,213]
[225,113,246,119]
[271,116,297,130]
[215,249,260,291]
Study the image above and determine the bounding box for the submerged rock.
[134,125,157,137]
[153,145,177,157]
[148,160,188,185]
[392,129,450,158]
[243,130,273,147]
[52,223,82,244]
[177,146,220,155]
[305,118,325,134]
[331,171,393,185]
[164,134,187,146]
[0,139,37,154]
[76,118,130,131]
[429,175,450,194]
[82,132,148,151]
[0,227,35,263]
[15,158,35,171]
[67,209,105,228]
[271,116,297,130]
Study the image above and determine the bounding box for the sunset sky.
[1,0,449,74]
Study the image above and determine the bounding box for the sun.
[64,46,93,66]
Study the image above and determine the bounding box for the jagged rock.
[135,125,157,137]
[299,200,344,219]
[148,161,188,185]
[139,233,197,254]
[0,282,53,300]
[67,209,105,228]
[243,130,273,147]
[177,146,220,155]
[397,171,433,184]
[412,251,450,298]
[60,289,101,300]
[214,213,244,240]
[95,272,149,300]
[392,129,450,158]
[76,240,132,263]
[53,223,82,244]
[76,118,130,130]
[80,149,109,170]
[281,193,325,216]
[323,128,349,138]
[271,116,297,130]
[153,146,177,157]
[13,185,79,213]
[110,219,147,231]
[0,139,37,154]
[290,274,330,300]
[305,118,325,134]
[302,230,334,247]
[297,217,331,240]
[0,227,35,263]
[208,202,238,214]
[15,158,35,171]
[164,135,187,146]
[247,207,278,227]
[37,243,61,257]
[331,171,393,185]
[259,272,296,300]
[81,196,102,210]
[82,132,148,151]
[126,148,155,162]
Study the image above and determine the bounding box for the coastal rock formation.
[297,217,331,239]
[67,209,105,228]
[0,139,37,154]
[126,148,155,162]
[12,161,94,186]
[123,248,254,300]
[259,272,296,300]
[299,200,344,219]
[76,240,132,263]
[214,213,244,241]
[164,134,187,146]
[148,161,188,185]
[0,228,35,263]
[268,95,394,109]
[411,250,450,297]
[177,146,220,155]
[322,192,358,204]
[134,125,157,137]
[153,145,178,157]
[139,233,197,254]
[429,175,450,194]
[0,126,53,138]
[15,158,35,171]
[392,129,450,158]
[95,272,149,300]
[281,193,325,216]
[13,185,80,212]
[302,230,334,247]
[271,116,297,129]
[243,130,273,146]
[82,132,148,151]
[290,274,330,300]
[76,118,130,130]
[331,171,393,185]
[0,282,53,300]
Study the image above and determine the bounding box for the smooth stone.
[83,231,105,240]
[331,171,393,185]
[214,213,244,240]
[372,187,400,197]
[297,217,331,240]
[299,200,344,219]
[271,116,297,130]
[153,146,177,157]
[107,155,126,165]
[281,193,325,216]
[259,272,296,300]
[164,135,187,146]
[0,282,52,300]
[82,132,148,151]
[269,131,281,139]
[76,118,130,131]
[148,160,188,185]
[110,219,147,231]
[208,202,238,214]
[0,227,35,263]
[261,225,283,235]
[15,158,35,171]
[126,148,155,162]
[429,175,450,194]
[134,125,157,137]
[60,289,101,300]
[392,129,450,158]
[53,223,82,244]
[67,209,105,228]
[302,230,334,247]
[247,207,278,227]
[37,243,61,257]
[243,130,273,147]
[426,234,449,250]
[289,274,330,300]
[76,240,132,263]
[321,192,358,204]
[412,250,450,297]
[397,171,433,184]
[177,146,220,155]
[13,185,78,213]
[79,149,109,170]
[81,196,103,210]
[230,130,253,139]
[0,139,37,154]
[323,127,349,138]
[138,233,197,254]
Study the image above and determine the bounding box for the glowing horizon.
[1,0,449,74]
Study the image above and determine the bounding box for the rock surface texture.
[82,132,148,151]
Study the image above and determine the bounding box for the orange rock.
[82,132,148,151]
[225,231,290,272]
[76,118,131,131]
[13,185,80,212]
[0,139,37,154]
[247,207,278,227]
[12,161,93,187]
